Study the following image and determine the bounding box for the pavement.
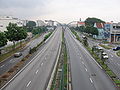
[1,26,62,90]
[0,33,47,75]
[65,27,116,90]
[78,32,120,79]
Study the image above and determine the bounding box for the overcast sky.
[0,0,120,23]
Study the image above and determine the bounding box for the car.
[14,52,22,57]
[103,55,109,59]
[113,46,120,51]
[102,52,109,59]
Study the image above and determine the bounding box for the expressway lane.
[0,32,46,75]
[77,31,120,79]
[65,27,116,90]
[1,26,62,90]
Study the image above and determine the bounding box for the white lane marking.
[117,63,120,66]
[35,70,39,74]
[90,78,93,83]
[75,40,103,69]
[0,65,5,68]
[111,54,113,57]
[45,57,47,60]
[82,61,84,65]
[85,68,88,72]
[26,81,31,87]
[41,63,43,66]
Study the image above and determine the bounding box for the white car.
[14,52,22,57]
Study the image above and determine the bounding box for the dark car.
[113,46,120,51]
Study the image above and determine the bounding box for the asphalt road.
[1,26,62,90]
[0,33,48,75]
[78,32,120,79]
[65,27,116,90]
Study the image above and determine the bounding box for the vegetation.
[44,32,52,41]
[5,23,27,49]
[0,32,7,54]
[26,21,36,32]
[116,50,120,57]
[51,30,68,90]
[32,26,48,35]
[99,44,112,49]
[0,32,7,48]
[85,17,105,27]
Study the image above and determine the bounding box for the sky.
[0,0,120,23]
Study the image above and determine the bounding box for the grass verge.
[99,44,112,49]
[116,50,120,57]
[50,30,68,90]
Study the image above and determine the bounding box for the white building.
[110,22,120,42]
[0,16,23,32]
[36,20,46,27]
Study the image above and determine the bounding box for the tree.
[26,21,36,32]
[0,32,7,54]
[5,23,27,49]
[85,17,105,27]
[85,26,98,35]
[32,26,48,35]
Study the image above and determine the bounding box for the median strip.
[50,29,69,90]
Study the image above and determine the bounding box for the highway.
[78,32,120,79]
[0,33,48,75]
[65,27,116,90]
[1,26,62,90]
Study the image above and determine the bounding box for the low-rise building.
[77,21,85,27]
[0,16,23,32]
[94,23,105,39]
[110,22,120,42]
[36,20,46,27]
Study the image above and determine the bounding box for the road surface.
[65,27,116,90]
[0,33,48,75]
[1,26,62,90]
[78,32,120,79]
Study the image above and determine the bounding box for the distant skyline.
[0,0,120,23]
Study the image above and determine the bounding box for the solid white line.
[111,54,113,57]
[117,63,120,66]
[0,30,56,90]
[85,68,88,72]
[35,70,39,74]
[90,78,93,83]
[41,63,43,66]
[26,81,31,87]
[0,65,5,68]
[82,61,84,65]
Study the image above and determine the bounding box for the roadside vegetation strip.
[0,31,53,88]
[0,42,27,62]
[116,50,120,57]
[71,30,120,88]
[50,30,68,90]
[71,30,82,42]
[99,44,112,49]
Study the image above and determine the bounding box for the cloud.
[0,0,120,22]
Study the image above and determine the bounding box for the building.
[0,16,23,32]
[94,23,105,39]
[110,22,120,42]
[104,22,111,41]
[77,21,85,27]
[36,20,46,27]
